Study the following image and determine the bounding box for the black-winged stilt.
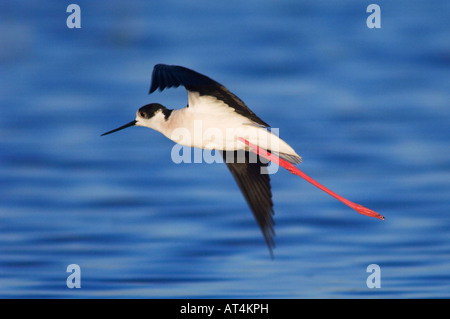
[102,64,384,256]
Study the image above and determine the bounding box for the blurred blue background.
[1,0,449,298]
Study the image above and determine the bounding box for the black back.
[149,64,269,127]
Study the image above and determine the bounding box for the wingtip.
[148,86,157,94]
[149,64,159,94]
[264,230,276,259]
[268,243,275,259]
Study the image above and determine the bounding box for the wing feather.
[149,64,269,127]
[221,151,275,255]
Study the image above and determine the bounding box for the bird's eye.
[140,111,146,118]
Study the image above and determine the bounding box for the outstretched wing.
[149,64,269,127]
[221,151,275,256]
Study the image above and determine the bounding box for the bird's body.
[102,64,384,256]
[102,64,301,254]
[139,92,300,159]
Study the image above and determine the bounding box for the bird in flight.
[102,64,384,257]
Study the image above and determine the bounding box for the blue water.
[1,0,449,298]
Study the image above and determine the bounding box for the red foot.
[238,137,385,221]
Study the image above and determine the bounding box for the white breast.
[163,92,300,161]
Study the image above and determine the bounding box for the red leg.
[239,138,385,220]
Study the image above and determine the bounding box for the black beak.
[101,120,137,136]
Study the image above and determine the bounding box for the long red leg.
[239,138,385,220]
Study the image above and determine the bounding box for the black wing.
[221,151,275,256]
[149,64,269,127]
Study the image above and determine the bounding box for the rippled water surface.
[1,1,449,298]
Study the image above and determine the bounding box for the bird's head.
[101,103,171,136]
